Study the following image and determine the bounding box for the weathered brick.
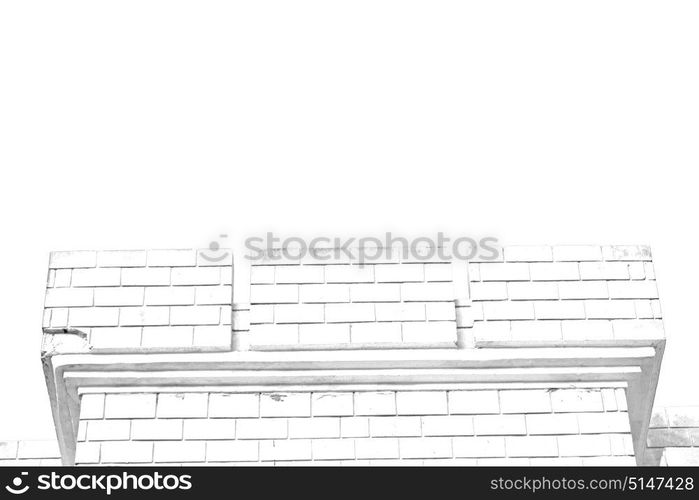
[260,393,311,417]
[153,441,206,463]
[206,441,259,462]
[473,415,526,435]
[666,407,699,427]
[209,393,259,418]
[97,250,147,268]
[131,419,183,440]
[289,417,340,438]
[550,389,603,413]
[325,303,375,323]
[157,393,208,418]
[500,390,551,413]
[449,390,499,414]
[602,245,652,261]
[646,428,691,447]
[183,419,236,439]
[260,440,312,461]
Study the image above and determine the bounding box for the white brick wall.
[249,255,457,348]
[44,249,232,351]
[74,387,635,465]
[470,245,664,345]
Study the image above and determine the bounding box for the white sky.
[1,1,698,440]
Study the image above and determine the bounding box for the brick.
[635,300,654,319]
[616,388,628,411]
[400,437,451,459]
[610,434,635,456]
[449,390,499,414]
[250,305,273,324]
[579,262,630,280]
[325,265,374,283]
[561,320,614,341]
[402,322,456,343]
[260,440,312,461]
[131,419,183,440]
[550,389,603,412]
[0,441,17,459]
[93,287,144,306]
[500,390,551,413]
[506,436,558,457]
[140,326,193,348]
[49,308,69,328]
[312,392,353,416]
[275,304,324,324]
[510,320,562,341]
[170,305,221,325]
[341,417,369,437]
[401,282,454,302]
[260,393,311,417]
[530,262,580,281]
[207,441,259,462]
[45,287,93,307]
[375,264,424,283]
[121,267,171,286]
[424,263,453,282]
[171,267,220,286]
[370,417,421,437]
[195,286,231,305]
[236,419,287,439]
[426,302,456,321]
[16,441,60,459]
[74,442,100,464]
[552,246,603,262]
[558,435,611,457]
[612,319,664,340]
[664,448,699,466]
[312,439,355,460]
[101,441,153,463]
[422,416,473,436]
[145,287,194,305]
[628,262,646,279]
[355,392,396,416]
[504,246,553,262]
[325,303,375,323]
[453,437,505,458]
[147,249,196,267]
[473,415,526,435]
[120,306,169,326]
[608,281,658,299]
[275,266,324,284]
[71,268,121,287]
[289,417,340,438]
[349,284,400,302]
[250,265,275,284]
[299,324,350,344]
[80,394,105,419]
[54,269,72,287]
[602,245,652,261]
[50,251,97,269]
[157,393,208,418]
[583,456,635,466]
[479,263,529,281]
[375,303,425,321]
[470,282,508,301]
[154,441,206,463]
[578,412,631,433]
[602,389,618,411]
[526,413,578,435]
[351,323,402,343]
[558,281,608,299]
[647,428,691,447]
[86,420,131,441]
[70,307,120,327]
[97,250,147,267]
[483,301,535,320]
[535,301,585,320]
[585,300,636,319]
[183,419,236,439]
[300,284,350,303]
[90,327,142,349]
[250,284,298,304]
[251,324,298,345]
[209,393,259,418]
[355,438,400,459]
[396,391,447,415]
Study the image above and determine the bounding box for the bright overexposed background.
[1,1,697,439]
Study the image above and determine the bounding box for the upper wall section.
[469,245,663,346]
[44,250,232,352]
[42,245,664,353]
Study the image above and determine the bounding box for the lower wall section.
[75,387,635,466]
